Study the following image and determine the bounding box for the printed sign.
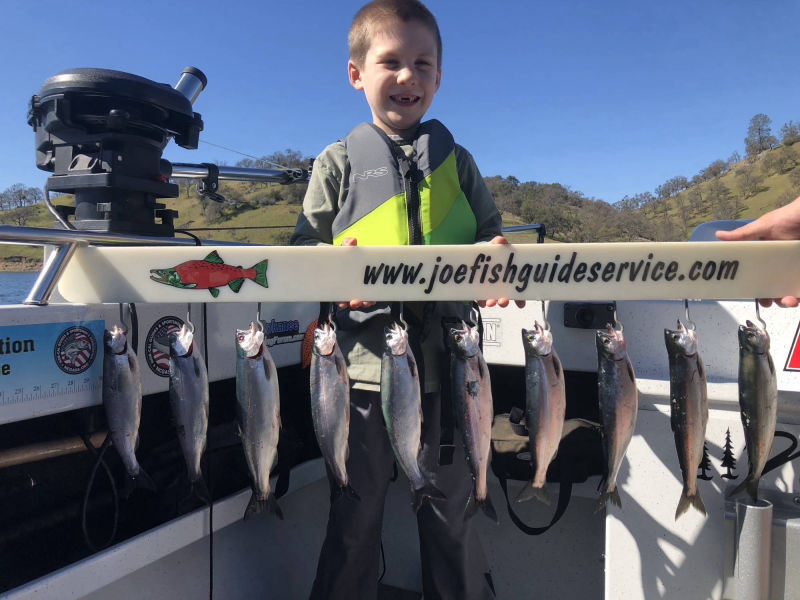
[145,316,184,377]
[57,241,800,304]
[262,318,303,347]
[0,320,104,406]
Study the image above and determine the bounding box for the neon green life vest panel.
[332,121,477,246]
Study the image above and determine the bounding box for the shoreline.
[0,258,42,273]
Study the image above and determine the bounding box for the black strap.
[496,466,573,536]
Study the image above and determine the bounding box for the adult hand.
[337,237,376,310]
[477,236,526,309]
[715,196,800,307]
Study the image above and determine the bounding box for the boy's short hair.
[348,0,442,70]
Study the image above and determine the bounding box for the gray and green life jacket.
[332,119,477,246]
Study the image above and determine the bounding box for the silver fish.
[664,320,708,519]
[381,323,446,512]
[103,326,155,495]
[446,320,497,522]
[516,322,566,505]
[597,325,638,510]
[310,323,357,499]
[235,322,283,520]
[728,320,777,502]
[168,323,210,504]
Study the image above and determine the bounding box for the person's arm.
[290,143,374,309]
[456,145,524,308]
[715,195,800,307]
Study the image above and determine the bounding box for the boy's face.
[348,19,441,137]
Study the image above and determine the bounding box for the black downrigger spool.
[27,67,206,236]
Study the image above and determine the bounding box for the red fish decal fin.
[251,259,269,288]
[204,251,224,264]
[228,278,245,293]
[209,287,220,298]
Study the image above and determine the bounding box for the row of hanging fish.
[102,319,284,521]
[514,308,777,521]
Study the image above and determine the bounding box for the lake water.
[0,272,39,305]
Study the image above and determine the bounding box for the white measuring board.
[56,241,800,303]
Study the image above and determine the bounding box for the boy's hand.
[715,196,800,308]
[477,236,526,309]
[338,237,376,309]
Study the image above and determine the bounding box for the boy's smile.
[348,20,441,137]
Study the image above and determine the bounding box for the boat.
[1,65,799,600]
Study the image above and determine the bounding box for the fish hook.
[470,303,481,329]
[540,299,551,331]
[118,302,129,334]
[754,299,767,331]
[684,299,697,331]
[397,302,408,331]
[256,302,264,332]
[612,302,624,333]
[186,304,195,334]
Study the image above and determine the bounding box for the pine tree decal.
[720,427,738,479]
[698,442,713,481]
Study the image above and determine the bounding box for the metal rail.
[0,225,213,305]
[170,163,308,184]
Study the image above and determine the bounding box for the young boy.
[291,1,515,598]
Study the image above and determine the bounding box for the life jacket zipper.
[398,156,422,245]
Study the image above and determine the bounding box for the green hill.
[2,140,798,271]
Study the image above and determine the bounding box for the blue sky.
[1,1,798,205]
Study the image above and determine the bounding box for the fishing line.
[198,139,296,171]
[80,433,119,552]
[202,300,214,600]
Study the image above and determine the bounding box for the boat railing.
[0,225,217,306]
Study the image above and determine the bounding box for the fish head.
[236,322,264,358]
[104,325,127,355]
[447,321,480,357]
[521,321,552,357]
[596,324,627,360]
[384,323,409,356]
[168,323,194,357]
[149,268,196,288]
[313,323,337,356]
[738,320,770,354]
[664,319,697,357]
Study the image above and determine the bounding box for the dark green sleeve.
[455,144,503,242]
[290,142,349,247]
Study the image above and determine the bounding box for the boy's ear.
[348,60,364,90]
[435,69,441,92]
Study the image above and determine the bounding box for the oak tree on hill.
[745,114,778,157]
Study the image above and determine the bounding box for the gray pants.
[309,388,495,600]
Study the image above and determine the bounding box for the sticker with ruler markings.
[0,320,104,406]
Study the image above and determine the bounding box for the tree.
[720,427,738,479]
[735,162,764,198]
[698,442,713,481]
[0,183,43,210]
[745,113,778,157]
[781,120,800,145]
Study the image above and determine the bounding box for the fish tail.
[514,480,551,505]
[596,487,622,513]
[727,476,759,502]
[675,487,707,520]
[121,467,157,499]
[192,477,212,506]
[411,481,447,512]
[479,494,499,524]
[244,491,284,521]
[250,259,269,288]
[331,483,360,503]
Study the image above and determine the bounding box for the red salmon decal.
[785,321,800,372]
[149,250,268,298]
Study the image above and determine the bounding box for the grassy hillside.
[2,142,797,271]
